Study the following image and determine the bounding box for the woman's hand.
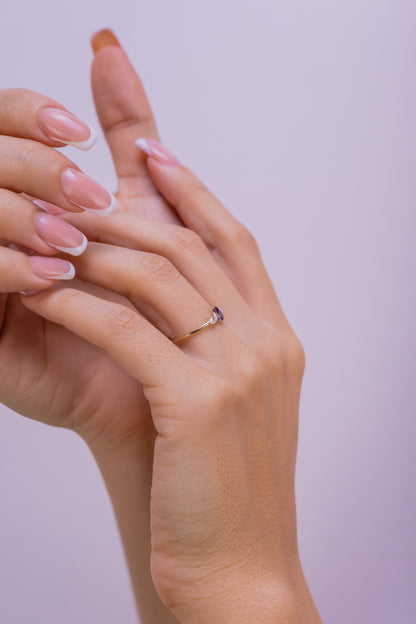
[21,143,321,624]
[0,88,115,293]
[0,31,176,439]
[0,33,194,624]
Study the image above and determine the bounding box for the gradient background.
[0,1,415,622]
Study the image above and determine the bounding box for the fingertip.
[91,29,121,55]
[135,138,181,167]
[19,290,42,296]
[66,124,98,151]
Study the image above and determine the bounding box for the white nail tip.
[54,263,76,280]
[83,192,116,218]
[67,125,98,151]
[51,234,88,257]
[52,125,98,151]
[135,138,151,155]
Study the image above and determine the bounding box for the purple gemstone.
[213,306,224,321]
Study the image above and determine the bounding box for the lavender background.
[0,1,415,622]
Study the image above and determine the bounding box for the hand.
[0,87,134,436]
[0,31,176,441]
[0,32,188,624]
[90,29,178,224]
[21,144,321,624]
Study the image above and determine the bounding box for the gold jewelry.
[172,306,224,343]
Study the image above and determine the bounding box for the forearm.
[87,431,179,624]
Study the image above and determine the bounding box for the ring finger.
[71,242,236,359]
[0,192,89,292]
[62,212,266,348]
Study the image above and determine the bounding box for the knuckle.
[262,331,305,378]
[139,252,181,284]
[214,354,267,412]
[15,138,68,181]
[168,226,206,255]
[259,336,286,376]
[106,306,138,340]
[17,142,42,177]
[56,289,80,309]
[238,353,267,391]
[230,222,259,253]
[284,333,306,374]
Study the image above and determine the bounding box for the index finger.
[0,88,96,151]
[20,287,198,436]
[91,30,160,182]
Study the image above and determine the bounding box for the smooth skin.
[0,31,322,623]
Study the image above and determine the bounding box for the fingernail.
[135,138,181,167]
[20,290,41,296]
[60,168,116,217]
[29,256,75,280]
[38,107,97,151]
[34,213,88,256]
[8,243,36,256]
[33,199,68,216]
[91,29,121,54]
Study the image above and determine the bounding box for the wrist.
[170,568,322,624]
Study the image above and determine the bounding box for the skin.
[0,34,322,624]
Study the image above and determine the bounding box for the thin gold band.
[172,306,224,344]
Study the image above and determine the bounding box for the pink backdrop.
[0,1,414,622]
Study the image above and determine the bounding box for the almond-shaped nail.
[34,213,88,256]
[38,107,97,151]
[91,29,121,54]
[29,257,75,280]
[33,199,68,216]
[60,168,116,217]
[135,138,181,166]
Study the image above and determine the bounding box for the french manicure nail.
[29,256,75,280]
[33,199,68,216]
[34,213,88,256]
[91,29,121,54]
[60,168,116,217]
[38,107,97,151]
[135,138,181,166]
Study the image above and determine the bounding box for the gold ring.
[172,306,224,343]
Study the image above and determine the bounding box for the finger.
[136,139,286,325]
[0,136,115,215]
[0,191,87,257]
[20,287,197,418]
[0,293,7,331]
[63,211,263,346]
[0,247,74,293]
[71,242,233,357]
[91,30,160,192]
[0,88,96,151]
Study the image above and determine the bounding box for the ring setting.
[172,306,224,343]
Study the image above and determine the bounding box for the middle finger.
[0,136,115,216]
[66,211,264,347]
[73,241,232,356]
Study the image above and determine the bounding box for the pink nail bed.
[60,168,116,216]
[33,199,68,216]
[135,138,181,166]
[38,107,97,151]
[29,256,75,280]
[34,213,87,256]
